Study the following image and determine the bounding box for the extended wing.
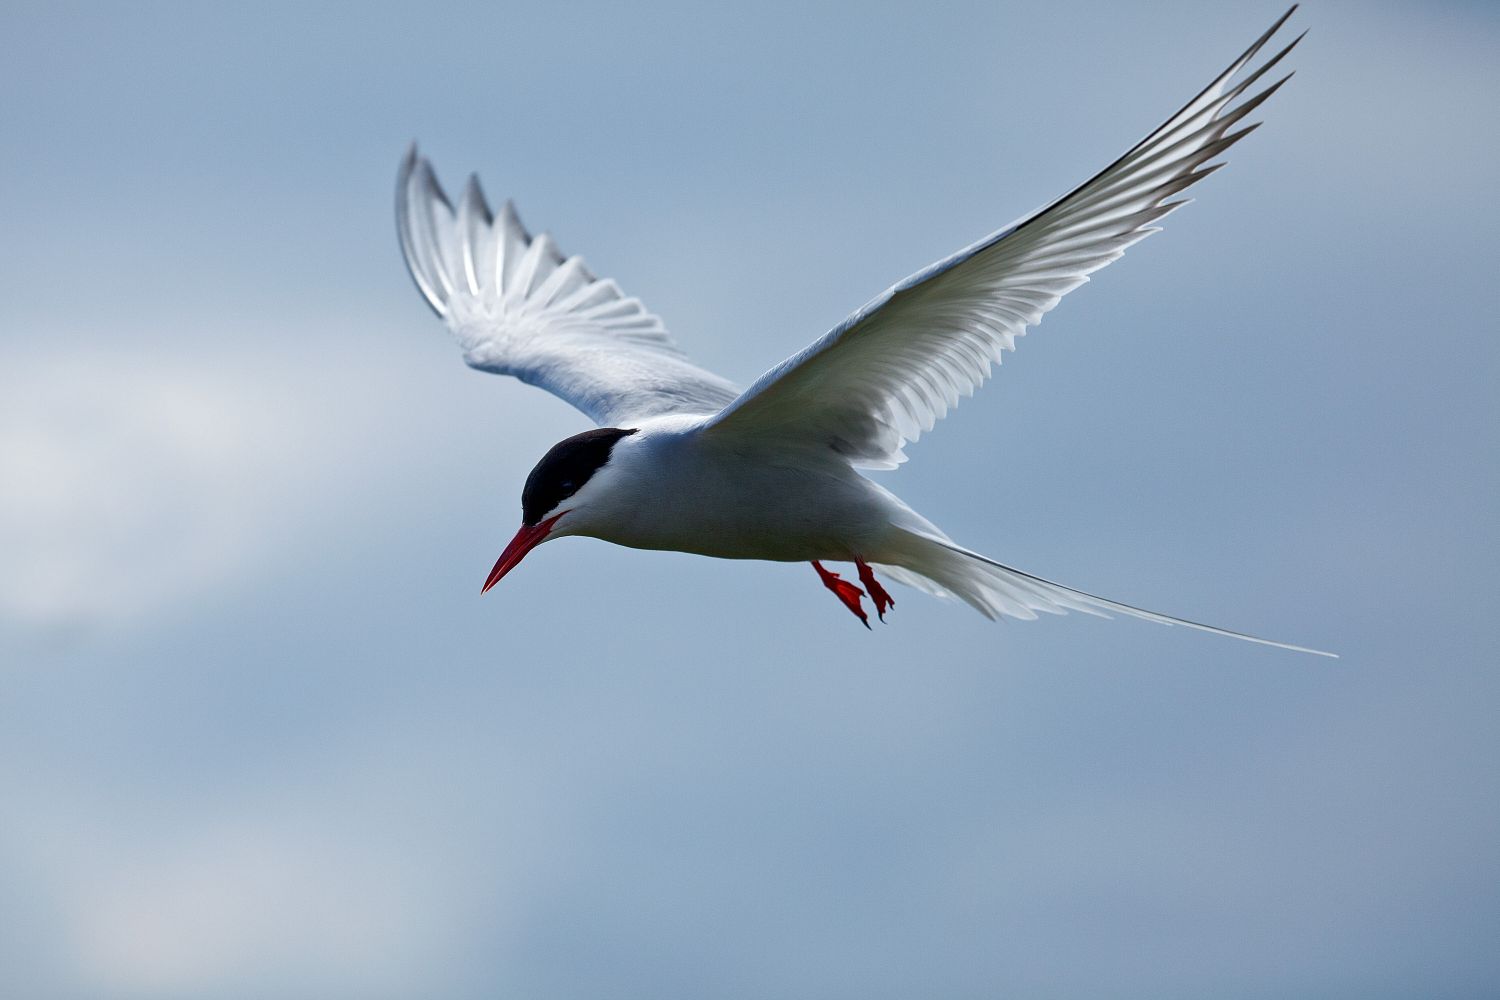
[704,8,1302,468]
[397,146,740,427]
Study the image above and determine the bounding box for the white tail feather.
[879,531,1337,657]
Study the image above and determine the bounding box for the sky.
[1,1,1497,997]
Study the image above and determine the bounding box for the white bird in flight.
[396,7,1334,656]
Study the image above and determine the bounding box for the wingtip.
[414,157,452,211]
[1224,4,1302,87]
[463,171,490,207]
[498,197,533,243]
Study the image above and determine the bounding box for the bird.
[395,6,1334,657]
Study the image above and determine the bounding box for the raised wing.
[397,146,740,426]
[704,8,1303,468]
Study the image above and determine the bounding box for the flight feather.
[396,146,740,426]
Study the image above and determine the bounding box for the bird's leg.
[855,559,895,622]
[811,561,870,629]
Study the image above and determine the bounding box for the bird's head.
[481,426,639,592]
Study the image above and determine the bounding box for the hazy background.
[2,2,1496,997]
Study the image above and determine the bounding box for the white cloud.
[0,341,452,632]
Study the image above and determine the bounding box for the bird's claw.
[856,559,895,622]
[812,561,871,628]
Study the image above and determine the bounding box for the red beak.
[481,512,566,593]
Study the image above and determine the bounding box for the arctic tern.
[396,6,1334,656]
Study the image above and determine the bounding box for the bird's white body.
[559,415,915,562]
[395,7,1334,655]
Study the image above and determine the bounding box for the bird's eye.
[560,480,576,493]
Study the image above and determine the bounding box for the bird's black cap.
[521,427,638,525]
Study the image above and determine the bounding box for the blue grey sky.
[2,1,1496,997]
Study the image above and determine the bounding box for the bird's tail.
[875,529,1336,657]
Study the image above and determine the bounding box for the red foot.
[812,561,870,629]
[856,559,895,621]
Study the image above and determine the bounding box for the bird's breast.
[591,435,892,562]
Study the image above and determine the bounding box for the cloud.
[0,340,452,633]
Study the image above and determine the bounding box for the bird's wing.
[397,147,740,427]
[703,8,1302,468]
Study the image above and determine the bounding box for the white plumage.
[396,7,1334,656]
